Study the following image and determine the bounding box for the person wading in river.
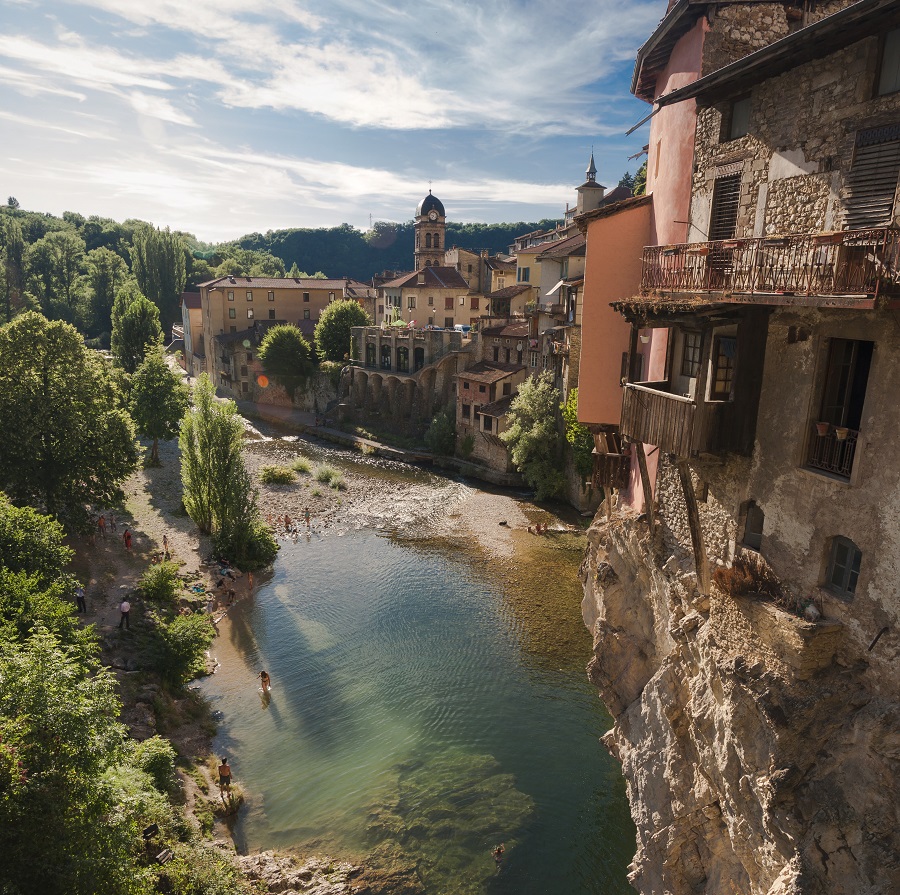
[218,758,232,797]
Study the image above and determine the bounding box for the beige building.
[377,266,474,329]
[180,292,203,376]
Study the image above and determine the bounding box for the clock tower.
[414,190,446,269]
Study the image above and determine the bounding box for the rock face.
[237,852,365,895]
[581,512,900,895]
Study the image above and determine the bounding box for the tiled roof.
[480,321,529,338]
[487,284,532,300]
[575,194,653,232]
[201,276,358,290]
[538,232,586,259]
[181,291,201,309]
[478,394,515,417]
[381,266,470,290]
[458,361,525,384]
[485,257,516,271]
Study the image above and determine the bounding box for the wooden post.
[605,487,614,521]
[634,441,655,531]
[691,324,714,455]
[677,461,711,596]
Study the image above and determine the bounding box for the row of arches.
[415,232,441,249]
[364,343,425,373]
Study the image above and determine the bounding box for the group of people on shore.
[267,508,312,535]
[527,523,551,535]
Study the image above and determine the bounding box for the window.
[428,296,434,306]
[241,381,249,393]
[483,415,493,433]
[504,348,511,363]
[303,310,310,319]
[493,346,500,362]
[826,537,861,597]
[467,264,472,273]
[268,291,275,301]
[246,352,253,362]
[246,291,253,301]
[426,233,432,248]
[329,292,335,300]
[228,308,236,319]
[498,278,505,289]
[479,385,486,394]
[878,28,900,95]
[445,297,453,310]
[470,297,479,310]
[227,291,234,301]
[844,125,900,229]
[709,174,741,242]
[240,365,248,377]
[365,343,376,367]
[303,292,310,302]
[459,296,465,306]
[462,403,471,420]
[247,309,254,319]
[518,267,530,282]
[408,296,416,309]
[381,344,391,369]
[229,326,236,333]
[723,96,751,141]
[463,381,470,390]
[681,332,702,377]
[433,234,440,250]
[711,336,736,400]
[502,382,511,396]
[397,346,409,372]
[742,501,764,550]
[530,351,538,368]
[444,317,453,328]
[269,309,276,319]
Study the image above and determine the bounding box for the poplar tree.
[110,283,163,373]
[130,224,186,329]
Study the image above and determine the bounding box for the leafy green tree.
[131,224,186,329]
[111,283,163,373]
[84,247,127,336]
[1,217,25,323]
[184,253,213,290]
[618,171,636,191]
[0,629,146,895]
[130,350,189,464]
[0,313,138,527]
[500,372,565,500]
[180,375,277,568]
[561,388,594,478]
[145,613,215,687]
[258,323,315,398]
[424,405,456,455]
[633,161,647,197]
[6,196,19,209]
[0,493,72,583]
[314,298,369,362]
[27,230,85,311]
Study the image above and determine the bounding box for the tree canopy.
[561,388,594,479]
[111,283,163,374]
[500,372,565,500]
[314,299,369,362]
[258,324,315,398]
[130,224,185,330]
[0,313,138,527]
[130,351,190,464]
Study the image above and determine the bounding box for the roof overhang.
[632,0,702,103]
[657,0,900,109]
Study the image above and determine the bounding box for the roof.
[181,291,201,310]
[656,0,900,108]
[487,284,533,301]
[478,395,515,417]
[632,0,703,103]
[600,186,636,206]
[381,266,469,290]
[485,257,516,271]
[538,232,586,260]
[458,361,526,384]
[575,194,653,234]
[215,319,313,346]
[611,293,729,323]
[416,190,445,218]
[480,321,529,338]
[201,276,357,290]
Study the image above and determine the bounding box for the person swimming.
[259,670,271,693]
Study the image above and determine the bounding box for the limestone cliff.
[581,511,900,895]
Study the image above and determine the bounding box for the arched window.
[826,536,861,597]
[414,346,425,371]
[365,342,376,367]
[425,233,432,248]
[433,233,440,250]
[742,501,764,550]
[397,346,409,372]
[381,344,392,369]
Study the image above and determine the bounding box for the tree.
[84,247,127,336]
[500,372,565,500]
[130,350,190,464]
[314,298,369,362]
[130,224,186,329]
[258,324,315,398]
[424,405,456,455]
[0,312,138,527]
[36,230,85,310]
[618,171,636,191]
[111,283,163,373]
[633,161,647,197]
[561,388,594,479]
[180,375,277,568]
[6,196,19,209]
[0,493,72,583]
[1,217,25,323]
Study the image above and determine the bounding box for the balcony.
[807,422,858,480]
[641,228,900,304]
[621,382,699,457]
[592,451,630,490]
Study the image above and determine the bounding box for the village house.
[179,291,202,376]
[377,266,473,329]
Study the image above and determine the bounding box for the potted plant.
[815,421,830,437]
[834,426,849,441]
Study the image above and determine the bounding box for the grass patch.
[329,475,347,491]
[291,456,312,474]
[311,488,322,497]
[315,463,339,484]
[259,464,296,485]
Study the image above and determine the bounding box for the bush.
[330,474,347,491]
[424,405,456,456]
[259,464,296,485]
[319,359,344,386]
[160,841,248,895]
[131,735,179,797]
[459,434,474,458]
[713,555,781,599]
[147,613,215,688]
[291,456,311,474]
[315,463,339,484]
[139,561,181,602]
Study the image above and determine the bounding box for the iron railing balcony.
[807,422,858,480]
[641,228,900,300]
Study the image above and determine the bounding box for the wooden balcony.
[592,451,631,490]
[641,228,900,304]
[621,382,698,457]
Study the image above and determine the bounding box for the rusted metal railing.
[641,228,900,298]
[808,423,858,479]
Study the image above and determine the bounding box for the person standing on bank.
[123,529,132,551]
[118,598,131,629]
[218,757,232,797]
[75,584,86,613]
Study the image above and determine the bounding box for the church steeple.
[414,189,446,269]
[586,151,597,183]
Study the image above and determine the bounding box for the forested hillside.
[0,198,556,344]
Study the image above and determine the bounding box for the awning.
[544,279,566,297]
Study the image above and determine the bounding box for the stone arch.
[414,346,425,371]
[397,345,409,373]
[365,341,376,367]
[368,373,383,410]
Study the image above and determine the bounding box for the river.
[199,438,635,894]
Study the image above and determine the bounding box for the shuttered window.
[708,174,741,241]
[844,125,900,229]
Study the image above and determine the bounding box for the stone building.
[577,2,900,895]
[376,266,473,328]
[180,291,202,376]
[414,191,446,269]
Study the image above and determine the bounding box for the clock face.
[428,210,438,221]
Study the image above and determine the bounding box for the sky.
[0,0,664,243]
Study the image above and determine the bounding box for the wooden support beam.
[634,441,655,531]
[691,324,715,455]
[677,461,711,596]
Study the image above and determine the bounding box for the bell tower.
[414,190,446,269]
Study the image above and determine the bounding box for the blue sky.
[0,0,663,242]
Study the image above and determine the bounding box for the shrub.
[459,434,474,458]
[713,555,782,599]
[214,519,278,571]
[139,561,181,602]
[424,405,456,456]
[319,359,344,386]
[330,474,347,491]
[291,456,312,474]
[259,464,296,485]
[147,613,215,688]
[131,735,179,797]
[315,463,338,484]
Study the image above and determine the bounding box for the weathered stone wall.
[701,3,790,76]
[690,34,900,240]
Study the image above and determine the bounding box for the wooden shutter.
[709,174,741,241]
[844,125,900,229]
